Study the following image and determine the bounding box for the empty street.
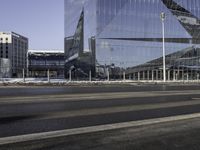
[0,84,200,149]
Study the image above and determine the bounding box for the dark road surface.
[0,84,200,149]
[3,117,200,150]
[0,84,200,97]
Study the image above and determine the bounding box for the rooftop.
[29,49,64,54]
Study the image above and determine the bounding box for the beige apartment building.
[0,32,28,77]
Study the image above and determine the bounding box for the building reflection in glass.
[64,0,200,80]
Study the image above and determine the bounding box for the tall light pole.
[26,51,29,77]
[160,12,166,82]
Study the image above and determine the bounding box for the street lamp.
[160,12,166,82]
[26,51,29,77]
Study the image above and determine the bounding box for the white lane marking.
[1,96,199,119]
[0,113,200,145]
[1,98,199,119]
[192,98,200,100]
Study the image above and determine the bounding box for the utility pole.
[160,12,166,82]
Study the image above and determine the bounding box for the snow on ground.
[0,78,200,85]
[0,78,66,84]
[0,78,140,85]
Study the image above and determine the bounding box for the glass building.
[28,50,64,78]
[64,0,200,80]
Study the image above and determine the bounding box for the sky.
[0,0,64,50]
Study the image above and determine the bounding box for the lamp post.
[160,12,166,82]
[26,51,29,78]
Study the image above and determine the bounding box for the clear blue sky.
[0,0,64,50]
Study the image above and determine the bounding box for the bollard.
[123,71,126,81]
[89,70,92,82]
[69,69,72,82]
[23,68,25,83]
[107,68,109,81]
[47,69,50,83]
[138,72,140,81]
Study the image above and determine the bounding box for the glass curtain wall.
[64,0,200,81]
[64,0,96,79]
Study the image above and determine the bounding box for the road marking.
[1,113,200,145]
[1,98,200,119]
[0,90,200,104]
[36,99,200,120]
[192,98,200,100]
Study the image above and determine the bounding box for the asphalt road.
[3,117,200,150]
[0,84,200,149]
[1,84,200,97]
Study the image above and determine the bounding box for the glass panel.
[64,0,200,80]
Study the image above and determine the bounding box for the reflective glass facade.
[64,0,200,80]
[28,52,64,77]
